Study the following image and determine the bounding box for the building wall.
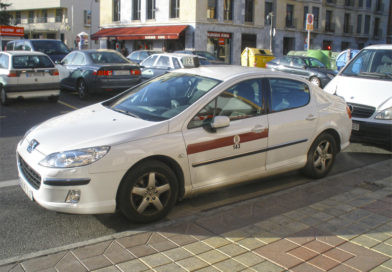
[98,0,389,64]
[6,0,100,49]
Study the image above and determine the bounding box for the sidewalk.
[1,159,392,272]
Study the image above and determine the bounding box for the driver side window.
[188,79,264,129]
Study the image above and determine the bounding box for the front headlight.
[39,146,110,168]
[375,107,392,120]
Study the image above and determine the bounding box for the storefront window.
[207,32,232,64]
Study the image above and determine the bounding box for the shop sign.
[0,25,24,37]
[144,35,168,40]
[218,38,225,45]
[207,32,231,39]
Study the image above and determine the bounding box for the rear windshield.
[12,55,54,69]
[89,52,130,64]
[31,40,70,55]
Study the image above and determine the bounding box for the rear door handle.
[306,114,317,121]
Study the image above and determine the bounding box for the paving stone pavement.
[1,159,391,272]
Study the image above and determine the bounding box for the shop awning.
[92,25,188,40]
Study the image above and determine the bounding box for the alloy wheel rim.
[130,172,171,216]
[312,140,333,172]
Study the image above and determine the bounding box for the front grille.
[18,155,41,190]
[347,103,376,118]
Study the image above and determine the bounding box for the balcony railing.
[373,28,382,40]
[10,16,63,25]
[325,23,335,32]
[344,25,353,34]
[285,18,297,29]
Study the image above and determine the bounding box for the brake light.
[7,70,19,77]
[346,105,352,119]
[131,69,141,75]
[93,70,113,76]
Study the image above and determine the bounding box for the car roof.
[150,53,198,58]
[364,44,392,50]
[2,51,48,56]
[172,65,298,81]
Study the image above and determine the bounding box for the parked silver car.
[0,51,60,105]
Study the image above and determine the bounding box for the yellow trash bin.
[241,47,275,68]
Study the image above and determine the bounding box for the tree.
[0,1,12,25]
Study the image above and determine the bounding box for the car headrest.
[381,55,392,64]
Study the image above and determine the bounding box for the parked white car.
[17,65,351,223]
[324,44,392,146]
[0,51,60,105]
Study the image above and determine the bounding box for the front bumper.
[16,139,122,215]
[351,120,392,146]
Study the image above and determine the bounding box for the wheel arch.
[115,155,185,207]
[314,128,341,153]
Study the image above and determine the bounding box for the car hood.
[26,104,168,155]
[324,75,392,109]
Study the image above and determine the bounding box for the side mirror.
[203,116,230,132]
[211,116,230,129]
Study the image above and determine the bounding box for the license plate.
[113,70,129,76]
[352,122,360,131]
[26,72,44,77]
[19,179,33,201]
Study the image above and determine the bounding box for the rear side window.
[15,41,26,50]
[269,78,310,112]
[0,54,9,69]
[12,55,54,69]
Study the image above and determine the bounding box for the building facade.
[95,0,390,64]
[5,0,100,50]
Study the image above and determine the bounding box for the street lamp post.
[267,12,274,53]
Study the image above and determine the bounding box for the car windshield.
[12,55,54,69]
[304,58,325,68]
[341,49,392,81]
[90,52,130,64]
[31,40,70,55]
[103,72,221,121]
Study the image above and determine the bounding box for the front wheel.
[302,133,337,179]
[118,160,178,223]
[309,77,321,87]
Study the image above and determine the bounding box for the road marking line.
[58,100,78,110]
[0,179,19,188]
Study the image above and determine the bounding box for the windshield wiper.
[113,108,140,119]
[359,72,392,79]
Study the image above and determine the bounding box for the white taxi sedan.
[17,65,352,223]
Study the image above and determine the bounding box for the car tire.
[77,79,89,100]
[302,133,337,179]
[48,95,59,103]
[118,160,178,223]
[1,87,9,106]
[309,77,321,87]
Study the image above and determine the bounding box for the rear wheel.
[118,160,178,223]
[309,76,321,87]
[77,79,89,100]
[1,87,9,106]
[302,133,337,179]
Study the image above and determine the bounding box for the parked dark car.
[6,39,71,63]
[265,56,336,88]
[126,50,162,64]
[57,49,141,99]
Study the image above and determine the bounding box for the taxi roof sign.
[181,56,200,68]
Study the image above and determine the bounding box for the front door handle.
[252,125,266,133]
